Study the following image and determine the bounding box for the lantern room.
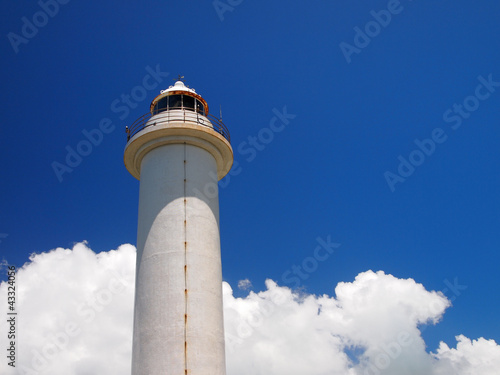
[150,79,209,116]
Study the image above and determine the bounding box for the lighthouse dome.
[161,80,197,94]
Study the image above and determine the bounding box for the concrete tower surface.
[124,79,233,375]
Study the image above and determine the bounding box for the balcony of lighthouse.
[125,91,230,144]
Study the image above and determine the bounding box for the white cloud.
[0,243,498,375]
[432,335,500,375]
[1,242,136,375]
[237,278,253,291]
[223,271,448,375]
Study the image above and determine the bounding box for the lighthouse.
[124,78,233,375]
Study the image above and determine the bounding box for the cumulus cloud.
[0,242,136,375]
[0,243,498,375]
[238,278,253,291]
[223,272,449,375]
[432,335,500,375]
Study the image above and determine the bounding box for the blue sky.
[1,0,499,361]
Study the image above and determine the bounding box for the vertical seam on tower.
[183,142,188,375]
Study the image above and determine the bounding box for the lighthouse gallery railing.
[126,107,230,143]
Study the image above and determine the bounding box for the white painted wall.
[132,143,226,375]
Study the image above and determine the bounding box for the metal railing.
[126,107,230,143]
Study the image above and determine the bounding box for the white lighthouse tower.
[124,77,233,375]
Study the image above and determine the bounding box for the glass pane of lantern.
[183,95,195,110]
[196,100,205,115]
[168,95,182,109]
